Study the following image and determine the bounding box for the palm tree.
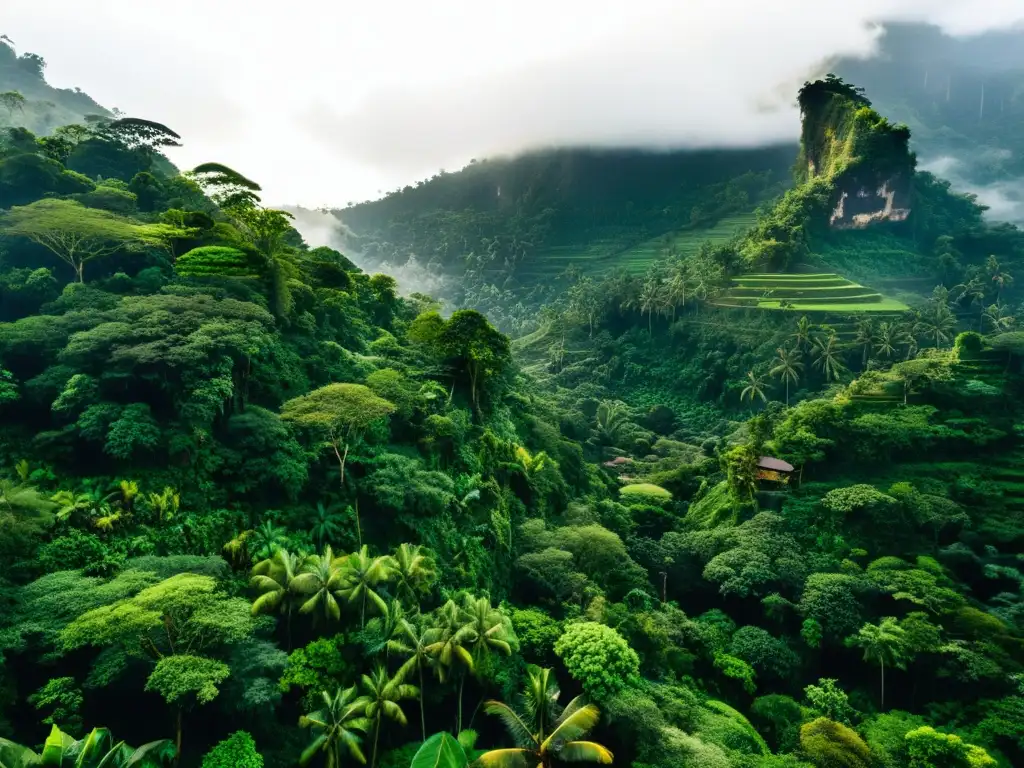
[250,548,302,650]
[293,546,346,625]
[592,401,631,447]
[914,305,957,348]
[769,347,803,405]
[812,333,848,382]
[364,599,406,658]
[983,302,1016,333]
[361,666,418,768]
[340,546,397,628]
[740,371,767,404]
[250,520,288,560]
[477,665,612,768]
[985,255,1013,301]
[790,315,815,353]
[50,490,100,524]
[846,618,907,710]
[661,268,690,323]
[309,502,348,551]
[390,619,435,740]
[873,322,909,360]
[953,277,987,330]
[299,686,372,768]
[623,276,663,335]
[425,599,476,733]
[853,318,876,368]
[392,543,436,607]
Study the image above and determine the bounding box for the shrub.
[620,483,673,506]
[201,730,263,768]
[554,621,639,701]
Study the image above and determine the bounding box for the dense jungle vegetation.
[1,30,1023,768]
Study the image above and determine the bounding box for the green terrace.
[714,272,910,314]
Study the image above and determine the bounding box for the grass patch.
[715,272,909,314]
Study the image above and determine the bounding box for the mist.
[6,0,1024,205]
[921,155,1024,225]
[285,207,455,300]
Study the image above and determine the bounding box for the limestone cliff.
[797,75,915,229]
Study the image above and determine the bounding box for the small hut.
[756,456,794,486]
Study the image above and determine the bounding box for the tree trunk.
[880,657,885,710]
[372,717,381,768]
[75,260,84,284]
[175,706,183,760]
[355,496,362,548]
[419,666,426,741]
[286,606,293,652]
[785,378,790,406]
[457,675,465,733]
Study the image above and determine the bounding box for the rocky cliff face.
[797,76,916,231]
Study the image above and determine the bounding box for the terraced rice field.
[511,212,758,284]
[714,273,910,314]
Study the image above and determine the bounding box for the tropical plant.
[360,666,418,768]
[477,665,612,768]
[790,316,815,353]
[293,546,346,625]
[740,371,768,404]
[389,619,436,740]
[853,318,876,367]
[299,687,372,768]
[812,333,848,382]
[340,546,397,628]
[769,347,803,405]
[250,548,303,650]
[985,254,1013,300]
[425,599,476,732]
[392,543,436,606]
[592,401,632,447]
[846,617,907,710]
[309,502,348,551]
[249,520,288,560]
[873,322,909,360]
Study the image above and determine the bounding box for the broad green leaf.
[410,733,467,768]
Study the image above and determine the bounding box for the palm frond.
[483,701,535,748]
[540,704,601,752]
[556,741,613,764]
[475,748,534,768]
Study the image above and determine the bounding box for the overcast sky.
[5,1,1024,207]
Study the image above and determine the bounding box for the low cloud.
[6,0,1024,205]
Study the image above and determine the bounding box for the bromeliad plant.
[476,665,612,768]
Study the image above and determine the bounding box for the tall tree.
[425,599,476,733]
[299,687,372,768]
[0,90,26,117]
[392,543,436,607]
[846,617,907,710]
[340,546,396,628]
[361,666,417,768]
[477,665,612,768]
[250,548,302,650]
[852,318,876,368]
[790,316,815,353]
[390,619,435,741]
[437,310,511,410]
[2,199,179,282]
[281,384,396,545]
[769,347,803,405]
[292,546,346,625]
[740,371,768,404]
[812,333,848,382]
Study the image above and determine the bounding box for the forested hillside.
[0,33,1023,768]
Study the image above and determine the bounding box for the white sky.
[5,1,1024,208]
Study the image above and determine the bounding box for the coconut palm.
[812,333,848,382]
[361,666,418,768]
[363,598,406,658]
[309,502,348,551]
[790,315,815,353]
[914,305,957,348]
[389,619,435,740]
[299,686,372,768]
[250,548,303,650]
[592,400,632,447]
[982,302,1016,333]
[661,267,690,323]
[740,371,768,404]
[846,618,907,710]
[425,599,476,733]
[853,318,876,368]
[249,520,288,560]
[873,322,909,360]
[340,546,397,628]
[392,543,436,607]
[985,255,1013,301]
[477,665,612,768]
[769,347,803,405]
[292,545,346,624]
